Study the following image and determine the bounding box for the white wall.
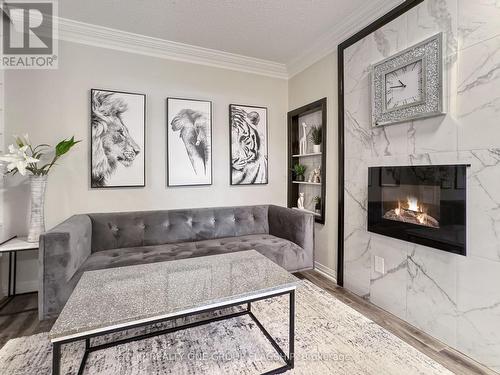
[288,53,338,278]
[3,40,288,293]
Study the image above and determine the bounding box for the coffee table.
[50,250,299,375]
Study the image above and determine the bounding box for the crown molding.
[287,0,404,78]
[56,17,289,79]
[10,2,406,80]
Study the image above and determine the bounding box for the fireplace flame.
[407,196,420,212]
[384,195,439,228]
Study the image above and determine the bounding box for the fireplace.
[368,165,467,255]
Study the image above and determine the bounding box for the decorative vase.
[296,174,305,182]
[313,144,321,153]
[297,193,305,209]
[27,175,48,243]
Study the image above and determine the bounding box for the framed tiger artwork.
[229,104,268,185]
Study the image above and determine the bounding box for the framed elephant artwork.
[166,97,213,186]
[90,89,146,188]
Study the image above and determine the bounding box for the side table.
[0,236,39,315]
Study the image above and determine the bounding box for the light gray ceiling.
[59,0,366,63]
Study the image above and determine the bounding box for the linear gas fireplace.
[368,165,467,255]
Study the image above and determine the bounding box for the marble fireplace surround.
[342,0,500,371]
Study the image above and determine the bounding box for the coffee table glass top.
[50,250,299,342]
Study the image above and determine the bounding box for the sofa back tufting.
[88,205,270,252]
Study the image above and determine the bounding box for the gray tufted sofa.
[38,205,314,320]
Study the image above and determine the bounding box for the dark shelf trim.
[287,98,327,225]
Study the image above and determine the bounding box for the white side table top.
[0,237,39,253]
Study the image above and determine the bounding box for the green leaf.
[55,137,81,157]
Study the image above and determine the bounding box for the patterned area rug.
[0,280,452,374]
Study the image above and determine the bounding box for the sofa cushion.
[78,234,306,275]
[88,206,269,252]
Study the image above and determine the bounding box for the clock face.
[384,59,424,110]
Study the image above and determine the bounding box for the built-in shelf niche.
[287,98,327,224]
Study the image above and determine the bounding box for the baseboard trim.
[314,262,337,283]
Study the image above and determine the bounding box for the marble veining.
[407,0,458,57]
[458,0,500,51]
[457,35,500,150]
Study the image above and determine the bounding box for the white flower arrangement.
[0,134,80,176]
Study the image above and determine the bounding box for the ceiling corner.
[286,0,405,78]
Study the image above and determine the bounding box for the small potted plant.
[309,125,322,153]
[313,196,321,214]
[293,163,307,182]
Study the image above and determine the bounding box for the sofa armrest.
[268,205,314,270]
[38,214,92,320]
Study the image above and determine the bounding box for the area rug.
[0,280,451,374]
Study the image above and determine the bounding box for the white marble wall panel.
[408,112,459,155]
[372,122,409,157]
[344,228,372,298]
[406,0,458,58]
[406,244,458,346]
[369,234,410,320]
[345,156,371,235]
[343,15,408,95]
[461,149,500,262]
[458,0,500,51]
[457,256,500,372]
[457,35,500,150]
[342,0,500,370]
[344,87,373,160]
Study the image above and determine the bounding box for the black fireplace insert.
[368,165,467,255]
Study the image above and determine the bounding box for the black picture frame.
[166,97,213,187]
[337,0,425,286]
[90,88,146,189]
[229,104,269,185]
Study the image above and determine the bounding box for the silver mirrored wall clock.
[371,33,444,126]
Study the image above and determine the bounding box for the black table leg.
[8,251,13,296]
[50,289,295,375]
[289,289,295,369]
[12,251,17,296]
[52,342,61,375]
[0,252,15,312]
[0,250,37,315]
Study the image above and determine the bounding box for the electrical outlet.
[374,255,385,274]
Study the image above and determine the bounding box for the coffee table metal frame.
[0,237,39,316]
[52,288,295,375]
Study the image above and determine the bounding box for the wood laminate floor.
[0,271,495,374]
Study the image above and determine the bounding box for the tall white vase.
[27,175,48,243]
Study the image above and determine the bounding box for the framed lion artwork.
[90,89,146,188]
[229,104,268,185]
